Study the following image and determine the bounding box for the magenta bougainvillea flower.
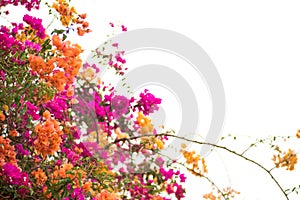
[0,70,5,81]
[136,89,162,115]
[2,163,30,196]
[23,14,46,39]
[26,101,40,120]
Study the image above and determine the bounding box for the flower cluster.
[52,0,91,36]
[23,14,46,39]
[0,136,17,167]
[272,147,298,171]
[0,0,40,13]
[136,89,162,115]
[33,110,64,157]
[28,34,82,92]
[1,163,31,197]
[0,25,26,64]
[181,147,208,176]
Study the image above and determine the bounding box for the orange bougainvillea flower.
[9,129,19,137]
[150,195,164,200]
[82,181,94,195]
[2,105,8,112]
[52,34,62,48]
[154,138,164,150]
[51,34,83,84]
[182,150,200,168]
[203,192,218,200]
[0,111,5,121]
[296,129,300,138]
[0,136,18,167]
[43,110,51,119]
[272,148,298,171]
[52,163,73,179]
[27,33,84,95]
[203,187,240,200]
[66,86,74,97]
[77,26,91,36]
[34,110,63,157]
[77,27,85,36]
[181,149,207,175]
[52,0,77,26]
[136,112,151,127]
[16,26,49,46]
[32,168,48,186]
[50,163,88,191]
[136,112,154,134]
[28,34,83,92]
[82,21,89,29]
[49,71,67,92]
[52,0,91,36]
[114,128,129,140]
[79,13,87,19]
[96,190,120,200]
[42,186,52,199]
[28,54,54,76]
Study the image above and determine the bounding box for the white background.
[6,0,300,199]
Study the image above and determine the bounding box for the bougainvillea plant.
[0,1,187,199]
[0,1,299,200]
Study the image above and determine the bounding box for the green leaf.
[51,29,65,35]
[63,34,67,41]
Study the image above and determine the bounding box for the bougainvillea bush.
[1,1,300,200]
[0,0,189,199]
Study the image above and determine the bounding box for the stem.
[46,14,58,31]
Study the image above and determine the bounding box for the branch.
[241,135,295,156]
[107,133,289,200]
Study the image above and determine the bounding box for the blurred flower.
[111,95,129,119]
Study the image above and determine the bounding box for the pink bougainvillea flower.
[136,89,162,115]
[121,25,127,32]
[15,143,29,156]
[0,70,5,81]
[2,163,30,189]
[112,43,119,48]
[26,101,40,120]
[23,14,46,39]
